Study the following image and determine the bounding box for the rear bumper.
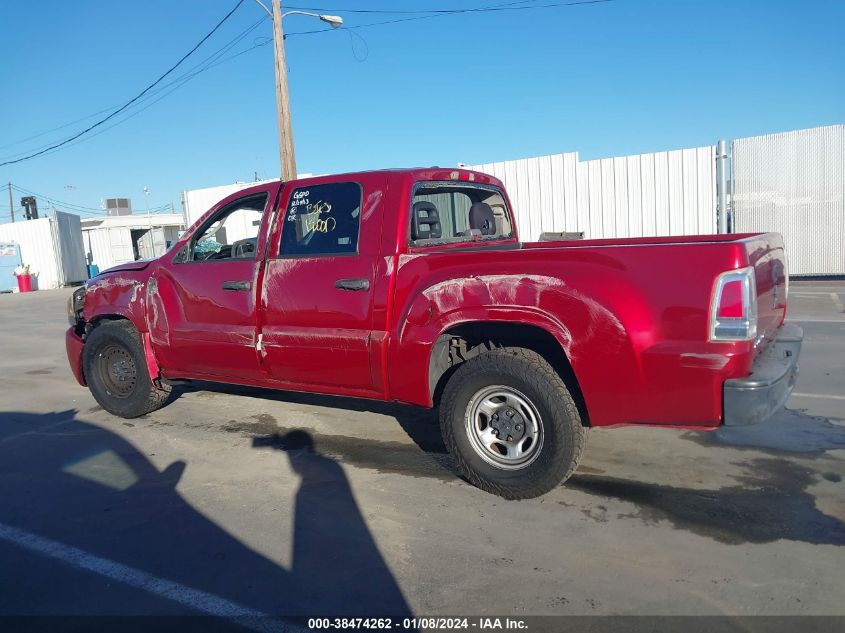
[65,327,86,386]
[723,322,803,426]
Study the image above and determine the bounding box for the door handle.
[334,278,370,291]
[222,280,252,291]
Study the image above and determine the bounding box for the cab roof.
[233,167,504,196]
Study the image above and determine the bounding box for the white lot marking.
[789,318,845,323]
[791,392,845,402]
[831,293,845,313]
[0,522,297,633]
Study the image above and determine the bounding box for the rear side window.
[280,182,362,257]
[410,182,513,246]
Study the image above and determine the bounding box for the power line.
[2,32,272,162]
[11,185,104,216]
[0,14,268,157]
[1,0,616,164]
[283,1,546,13]
[286,1,529,36]
[0,15,269,162]
[0,0,246,168]
[285,0,616,35]
[0,104,119,154]
[12,185,103,212]
[9,185,175,218]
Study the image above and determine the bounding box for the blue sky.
[1,0,842,219]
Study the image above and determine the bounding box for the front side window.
[191,194,267,261]
[280,182,362,257]
[410,182,513,246]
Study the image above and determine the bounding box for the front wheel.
[439,347,586,499]
[83,320,171,418]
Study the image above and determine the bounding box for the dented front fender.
[84,270,151,332]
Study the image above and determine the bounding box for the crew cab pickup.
[66,168,802,499]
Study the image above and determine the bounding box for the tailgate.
[744,233,788,346]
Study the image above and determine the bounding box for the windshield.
[410,182,514,246]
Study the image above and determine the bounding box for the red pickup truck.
[65,168,802,499]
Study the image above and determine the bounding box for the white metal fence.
[732,124,845,276]
[176,125,842,276]
[467,146,717,241]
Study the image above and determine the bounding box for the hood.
[95,260,153,276]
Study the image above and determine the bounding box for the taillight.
[717,280,744,318]
[709,267,757,341]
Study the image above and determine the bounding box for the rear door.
[150,185,278,379]
[259,175,386,396]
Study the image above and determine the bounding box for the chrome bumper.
[723,323,803,426]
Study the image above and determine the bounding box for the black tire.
[83,320,171,418]
[439,347,585,499]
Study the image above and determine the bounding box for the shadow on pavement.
[0,410,413,622]
[684,406,845,454]
[252,430,411,614]
[568,456,845,546]
[172,379,450,459]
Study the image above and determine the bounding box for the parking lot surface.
[0,282,843,619]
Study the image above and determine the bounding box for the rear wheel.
[439,347,585,499]
[83,320,170,418]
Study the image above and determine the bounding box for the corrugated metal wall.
[468,146,716,241]
[470,153,581,240]
[0,212,87,289]
[52,211,87,283]
[0,217,60,289]
[732,124,845,276]
[84,227,135,272]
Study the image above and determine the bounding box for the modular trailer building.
[0,211,87,290]
[81,213,185,273]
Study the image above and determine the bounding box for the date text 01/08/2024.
[307,617,528,630]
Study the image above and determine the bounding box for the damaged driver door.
[150,185,279,380]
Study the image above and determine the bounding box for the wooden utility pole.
[272,0,296,180]
[7,183,13,223]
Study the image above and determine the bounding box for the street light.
[253,1,343,180]
[282,10,343,27]
[143,187,151,231]
[252,2,342,26]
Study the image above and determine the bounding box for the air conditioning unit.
[104,198,132,216]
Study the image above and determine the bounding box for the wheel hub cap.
[96,345,137,399]
[110,359,132,381]
[465,385,544,470]
[489,407,526,442]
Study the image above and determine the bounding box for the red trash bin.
[16,273,32,293]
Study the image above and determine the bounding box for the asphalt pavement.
[0,282,843,623]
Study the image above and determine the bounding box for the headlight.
[68,286,86,326]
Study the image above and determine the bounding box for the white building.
[81,213,185,273]
[181,176,315,243]
[0,211,87,289]
[182,180,276,229]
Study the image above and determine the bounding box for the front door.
[150,186,278,379]
[259,176,385,396]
